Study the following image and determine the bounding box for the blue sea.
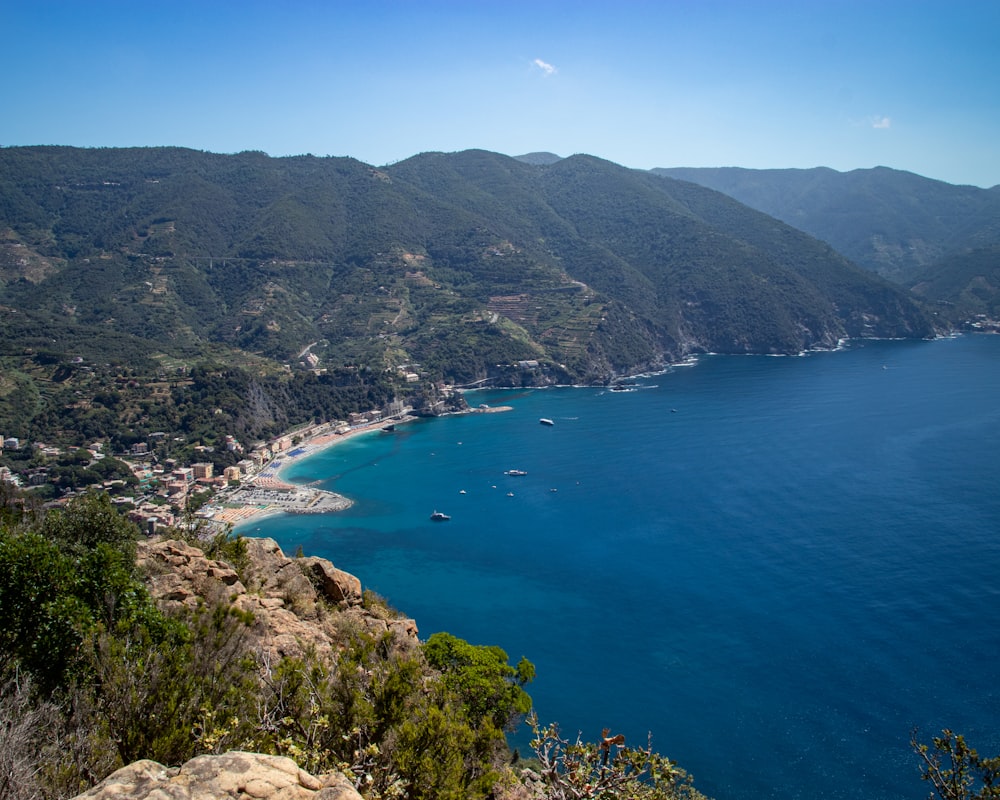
[239,334,1000,800]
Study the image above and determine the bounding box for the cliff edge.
[66,537,419,800]
[136,536,419,663]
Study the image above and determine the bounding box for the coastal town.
[0,405,419,535]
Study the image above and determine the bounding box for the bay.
[239,334,1000,800]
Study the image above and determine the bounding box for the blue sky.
[4,1,999,187]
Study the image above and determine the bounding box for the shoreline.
[217,404,518,529]
[210,335,959,531]
[211,416,419,529]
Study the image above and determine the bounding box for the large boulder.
[70,751,363,800]
[300,555,362,606]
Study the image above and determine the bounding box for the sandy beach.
[206,416,416,528]
[272,415,420,483]
[208,405,514,528]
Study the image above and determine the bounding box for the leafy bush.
[912,729,1000,800]
[527,715,710,800]
[423,631,534,731]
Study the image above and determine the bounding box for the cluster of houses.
[1,402,412,534]
[0,429,259,533]
[0,438,24,488]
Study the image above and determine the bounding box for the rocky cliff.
[136,536,419,664]
[62,533,703,800]
[66,537,421,800]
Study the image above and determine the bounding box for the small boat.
[504,469,528,476]
[430,511,451,521]
[539,418,554,426]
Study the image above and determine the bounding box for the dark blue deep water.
[239,335,1000,800]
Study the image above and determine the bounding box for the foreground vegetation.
[1,490,994,800]
[0,491,714,800]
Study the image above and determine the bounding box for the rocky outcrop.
[136,537,417,663]
[300,555,362,606]
[83,539,423,800]
[138,539,245,608]
[71,751,363,800]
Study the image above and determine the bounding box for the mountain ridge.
[0,146,940,447]
[650,165,1000,287]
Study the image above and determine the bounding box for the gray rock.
[71,752,364,800]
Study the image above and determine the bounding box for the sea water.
[239,335,1000,800]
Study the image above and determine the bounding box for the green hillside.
[652,165,1000,286]
[393,151,935,352]
[0,146,939,448]
[910,244,1000,320]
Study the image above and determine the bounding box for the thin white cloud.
[872,116,891,129]
[533,58,557,76]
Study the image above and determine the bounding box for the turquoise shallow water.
[240,335,1000,800]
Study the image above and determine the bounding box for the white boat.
[504,469,528,476]
[539,418,554,426]
[430,510,451,521]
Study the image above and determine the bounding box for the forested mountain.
[651,166,1000,286]
[0,146,934,368]
[513,152,564,166]
[0,146,939,445]
[909,244,1000,320]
